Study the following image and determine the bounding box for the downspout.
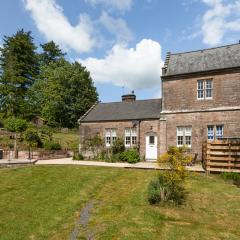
[138,120,141,154]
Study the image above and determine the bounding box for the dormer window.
[197,79,213,100]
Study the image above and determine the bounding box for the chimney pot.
[122,91,136,102]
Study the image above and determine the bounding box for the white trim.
[177,126,192,148]
[205,79,213,99]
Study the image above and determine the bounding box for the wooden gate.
[203,139,240,173]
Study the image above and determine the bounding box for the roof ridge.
[170,43,240,56]
[99,98,162,104]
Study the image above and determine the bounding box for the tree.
[5,117,28,158]
[30,59,98,127]
[0,29,39,117]
[39,41,65,66]
[24,128,41,160]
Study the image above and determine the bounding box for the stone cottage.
[79,43,240,161]
[79,94,162,160]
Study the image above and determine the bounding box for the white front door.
[146,134,158,161]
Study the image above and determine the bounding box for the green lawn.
[0,166,240,240]
[52,130,79,150]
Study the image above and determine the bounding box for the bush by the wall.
[44,141,61,150]
[111,138,125,154]
[119,149,140,164]
[73,152,84,160]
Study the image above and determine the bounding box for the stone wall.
[80,119,160,159]
[162,70,240,111]
[159,110,240,159]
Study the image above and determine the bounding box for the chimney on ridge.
[122,91,136,102]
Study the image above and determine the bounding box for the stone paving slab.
[0,159,37,167]
[36,158,205,172]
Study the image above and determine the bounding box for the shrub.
[38,126,53,142]
[148,178,161,204]
[111,138,125,154]
[221,172,240,187]
[148,173,186,205]
[111,153,121,163]
[84,135,103,158]
[119,149,140,164]
[148,146,190,205]
[73,152,84,160]
[94,150,108,161]
[44,141,61,150]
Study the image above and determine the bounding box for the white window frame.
[105,128,117,147]
[125,128,137,147]
[197,80,204,100]
[207,125,224,141]
[216,125,224,140]
[205,79,213,99]
[197,79,213,100]
[177,126,192,148]
[207,126,214,141]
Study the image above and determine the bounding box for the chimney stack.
[122,91,136,102]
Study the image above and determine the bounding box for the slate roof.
[80,99,162,122]
[162,43,240,77]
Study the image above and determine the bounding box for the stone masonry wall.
[160,110,240,159]
[80,119,160,159]
[162,71,240,111]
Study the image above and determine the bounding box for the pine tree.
[0,29,39,117]
[39,41,65,66]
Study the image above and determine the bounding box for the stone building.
[79,43,240,161]
[79,93,162,160]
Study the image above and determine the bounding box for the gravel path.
[36,158,205,172]
[69,202,94,240]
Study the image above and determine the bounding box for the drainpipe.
[138,120,141,153]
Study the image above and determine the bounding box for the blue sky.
[1,0,240,102]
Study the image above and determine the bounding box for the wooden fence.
[203,139,240,173]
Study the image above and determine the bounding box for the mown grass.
[0,166,240,240]
[52,130,79,150]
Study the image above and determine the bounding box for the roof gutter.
[161,66,240,80]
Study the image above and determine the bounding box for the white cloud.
[78,39,163,90]
[24,0,96,53]
[201,0,240,45]
[99,11,133,43]
[85,0,132,12]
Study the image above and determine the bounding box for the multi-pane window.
[177,127,192,148]
[207,125,223,140]
[197,79,213,100]
[105,128,116,147]
[216,125,224,139]
[149,136,155,145]
[205,80,213,99]
[197,80,204,99]
[207,126,214,140]
[125,128,137,147]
